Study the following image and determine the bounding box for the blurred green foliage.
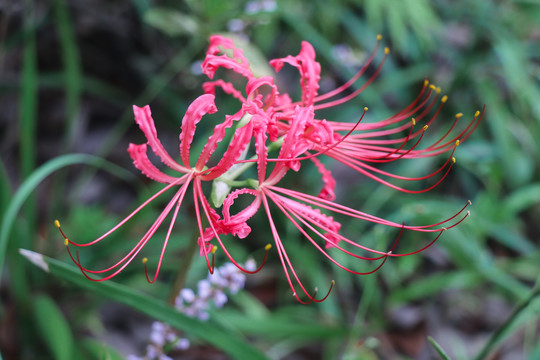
[1,0,539,359]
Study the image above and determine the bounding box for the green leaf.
[21,250,269,360]
[428,336,452,360]
[34,295,75,360]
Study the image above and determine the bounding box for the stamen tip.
[142,257,148,264]
[331,280,335,285]
[364,107,368,111]
[429,84,436,90]
[376,34,382,41]
[442,227,447,231]
[54,220,61,228]
[452,157,456,163]
[441,95,448,103]
[456,112,463,118]
[455,139,460,146]
[424,79,429,87]
[436,87,441,94]
[411,118,416,126]
[475,110,480,117]
[468,200,472,205]
[423,125,429,131]
[212,246,218,254]
[384,47,390,55]
[64,238,69,246]
[265,243,272,251]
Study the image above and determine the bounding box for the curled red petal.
[128,143,178,184]
[270,41,321,106]
[132,105,188,173]
[179,94,218,168]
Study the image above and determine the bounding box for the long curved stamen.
[261,193,324,304]
[421,107,485,153]
[339,121,426,163]
[193,179,215,275]
[59,175,188,247]
[313,35,383,103]
[327,150,456,194]
[269,191,396,270]
[195,180,271,274]
[63,182,191,281]
[313,47,390,111]
[269,185,471,232]
[329,79,432,132]
[143,180,189,283]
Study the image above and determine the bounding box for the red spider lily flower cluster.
[57,35,484,303]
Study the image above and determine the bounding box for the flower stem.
[474,277,540,360]
[167,230,200,304]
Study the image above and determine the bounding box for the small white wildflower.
[176,338,190,350]
[213,289,228,308]
[180,288,195,303]
[227,19,245,33]
[197,279,213,299]
[149,322,167,346]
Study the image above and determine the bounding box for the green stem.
[167,230,201,304]
[474,279,540,360]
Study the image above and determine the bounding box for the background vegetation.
[1,0,539,359]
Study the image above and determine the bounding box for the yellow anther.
[423,125,429,131]
[455,140,460,146]
[411,118,416,126]
[456,113,463,118]
[441,95,448,103]
[212,246,218,254]
[265,244,272,251]
[429,84,436,90]
[468,200,472,205]
[54,220,61,228]
[436,87,441,94]
[452,157,456,163]
[424,79,429,87]
[475,110,480,117]
[142,257,148,264]
[376,34,382,41]
[384,47,390,55]
[364,107,368,111]
[331,280,336,285]
[64,238,69,246]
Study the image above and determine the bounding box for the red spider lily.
[202,35,485,197]
[56,94,270,282]
[56,35,482,304]
[200,105,472,303]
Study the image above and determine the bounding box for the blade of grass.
[0,154,134,282]
[20,250,269,360]
[428,336,452,360]
[34,295,75,360]
[53,0,82,148]
[474,276,540,360]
